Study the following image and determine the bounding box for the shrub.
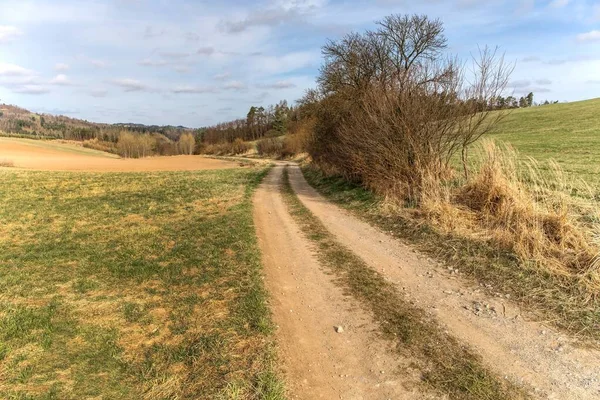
[199,139,251,156]
[256,138,283,157]
[282,118,314,158]
[231,138,252,155]
[305,14,511,204]
[178,133,195,155]
[82,139,118,154]
[116,131,156,158]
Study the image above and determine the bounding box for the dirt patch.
[0,138,238,171]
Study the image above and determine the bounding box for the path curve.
[253,164,430,399]
[286,163,600,400]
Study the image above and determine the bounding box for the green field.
[0,167,283,399]
[490,98,600,188]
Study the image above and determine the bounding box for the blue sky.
[0,0,599,127]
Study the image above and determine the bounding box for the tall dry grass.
[418,140,600,291]
[201,139,252,156]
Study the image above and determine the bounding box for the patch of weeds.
[72,278,99,294]
[282,167,527,400]
[122,302,145,323]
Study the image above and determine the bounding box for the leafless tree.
[306,13,512,203]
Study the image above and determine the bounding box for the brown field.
[0,137,238,171]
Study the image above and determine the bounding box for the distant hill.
[0,104,194,142]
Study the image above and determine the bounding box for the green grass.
[301,166,600,344]
[0,167,284,399]
[490,98,600,188]
[282,168,527,400]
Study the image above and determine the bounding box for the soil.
[0,138,238,171]
[254,164,432,399]
[284,163,600,400]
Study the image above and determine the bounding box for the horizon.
[1,0,599,127]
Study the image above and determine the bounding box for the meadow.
[0,167,283,399]
[490,98,600,189]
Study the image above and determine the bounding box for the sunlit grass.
[0,167,283,399]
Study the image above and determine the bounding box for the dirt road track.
[285,164,600,399]
[254,164,430,399]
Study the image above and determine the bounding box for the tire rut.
[253,165,428,399]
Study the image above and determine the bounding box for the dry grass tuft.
[453,141,599,288]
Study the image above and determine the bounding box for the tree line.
[199,100,297,144]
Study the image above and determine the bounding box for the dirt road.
[253,164,431,399]
[0,137,237,171]
[277,164,600,399]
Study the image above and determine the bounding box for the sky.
[0,0,599,127]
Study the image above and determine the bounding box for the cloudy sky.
[0,0,599,127]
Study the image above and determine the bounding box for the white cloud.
[577,30,600,43]
[54,63,70,72]
[214,72,231,81]
[174,65,191,73]
[223,80,247,91]
[90,59,110,68]
[249,51,318,74]
[158,51,190,59]
[13,84,49,94]
[0,62,34,76]
[0,1,109,24]
[258,80,297,89]
[508,79,531,89]
[77,55,111,68]
[110,78,151,92]
[50,74,75,86]
[0,25,22,43]
[171,85,216,94]
[139,58,169,67]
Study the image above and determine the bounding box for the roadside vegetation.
[0,167,284,399]
[266,14,599,344]
[281,168,527,399]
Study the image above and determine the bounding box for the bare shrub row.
[299,14,600,289]
[89,131,197,158]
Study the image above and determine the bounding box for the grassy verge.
[281,168,527,399]
[0,167,284,399]
[301,166,600,344]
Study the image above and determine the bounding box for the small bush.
[281,118,314,158]
[256,138,283,157]
[117,131,156,158]
[231,138,252,155]
[82,139,118,154]
[200,139,251,156]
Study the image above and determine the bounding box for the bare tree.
[306,14,512,203]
